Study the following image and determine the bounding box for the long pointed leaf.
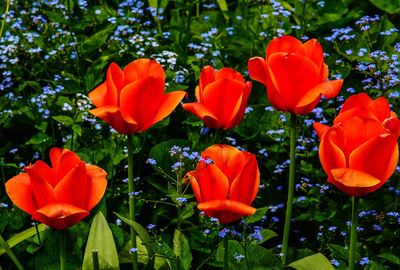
[0,234,24,270]
[288,253,334,270]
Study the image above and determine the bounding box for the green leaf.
[259,229,278,244]
[0,234,24,270]
[216,0,229,20]
[173,230,192,270]
[368,0,400,14]
[81,26,114,54]
[82,212,119,270]
[72,124,82,136]
[378,253,400,265]
[148,0,169,11]
[288,253,334,270]
[25,133,51,145]
[114,213,155,262]
[246,206,269,224]
[52,115,74,126]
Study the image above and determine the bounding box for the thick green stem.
[0,234,24,270]
[60,230,66,270]
[281,113,297,265]
[127,135,138,270]
[349,196,359,270]
[223,237,229,270]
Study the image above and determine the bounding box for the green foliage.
[288,253,334,270]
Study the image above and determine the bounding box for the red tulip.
[5,148,107,230]
[248,35,343,114]
[89,59,186,134]
[185,144,260,223]
[314,95,399,197]
[182,66,252,129]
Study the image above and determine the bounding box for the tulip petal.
[198,200,256,215]
[313,122,330,139]
[107,62,125,93]
[266,35,304,57]
[199,66,216,101]
[370,97,391,122]
[50,148,81,184]
[229,152,260,205]
[86,165,108,210]
[350,133,398,182]
[25,165,57,209]
[331,168,380,187]
[267,52,320,111]
[215,68,245,82]
[32,203,89,230]
[229,81,252,128]
[303,39,324,72]
[202,79,247,129]
[182,103,221,129]
[119,77,165,132]
[339,93,371,114]
[26,160,57,187]
[124,58,165,83]
[90,105,138,134]
[186,171,202,203]
[295,80,343,114]
[201,144,246,184]
[88,82,112,107]
[55,162,87,209]
[248,57,269,86]
[149,90,186,132]
[193,163,229,202]
[383,116,400,138]
[5,173,37,214]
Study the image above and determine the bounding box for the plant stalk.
[127,134,138,270]
[60,230,66,270]
[281,113,297,265]
[349,196,359,270]
[223,236,229,270]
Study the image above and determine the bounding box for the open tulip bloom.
[314,93,399,197]
[182,66,252,129]
[89,58,186,134]
[185,144,260,224]
[5,148,107,230]
[248,35,343,114]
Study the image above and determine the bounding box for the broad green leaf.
[52,115,74,126]
[216,0,229,20]
[246,206,269,224]
[378,253,400,265]
[0,234,24,270]
[148,0,169,11]
[288,253,334,270]
[72,124,82,136]
[82,212,119,270]
[81,26,114,54]
[25,133,51,145]
[368,0,400,14]
[114,213,155,262]
[173,230,192,270]
[259,229,278,244]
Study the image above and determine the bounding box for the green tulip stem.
[127,134,138,270]
[60,230,66,270]
[349,196,359,270]
[223,236,229,270]
[281,113,297,265]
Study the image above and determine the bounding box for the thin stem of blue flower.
[60,230,66,270]
[0,0,10,39]
[223,236,229,270]
[349,196,359,270]
[127,134,138,270]
[281,113,297,265]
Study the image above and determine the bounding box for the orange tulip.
[185,144,260,223]
[248,35,343,114]
[89,59,186,134]
[5,148,107,230]
[314,95,399,197]
[182,66,252,129]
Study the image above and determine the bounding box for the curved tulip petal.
[50,148,81,183]
[124,58,165,83]
[194,163,229,202]
[201,145,247,184]
[331,168,381,197]
[339,93,372,114]
[370,97,391,122]
[313,122,330,139]
[266,35,304,57]
[27,160,57,187]
[303,39,324,72]
[199,66,216,101]
[350,133,398,182]
[383,116,400,138]
[146,90,186,132]
[229,152,260,205]
[186,171,202,203]
[54,162,87,209]
[5,173,37,214]
[248,57,269,86]
[120,76,166,132]
[198,200,256,216]
[25,165,57,209]
[90,105,138,134]
[85,165,108,210]
[32,203,89,230]
[229,82,252,128]
[88,82,114,107]
[268,52,320,111]
[215,68,245,82]
[182,103,221,128]
[107,62,125,94]
[202,79,247,129]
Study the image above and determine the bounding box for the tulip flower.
[248,35,343,114]
[185,144,260,223]
[5,148,107,230]
[89,58,186,134]
[314,95,399,197]
[182,66,252,129]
